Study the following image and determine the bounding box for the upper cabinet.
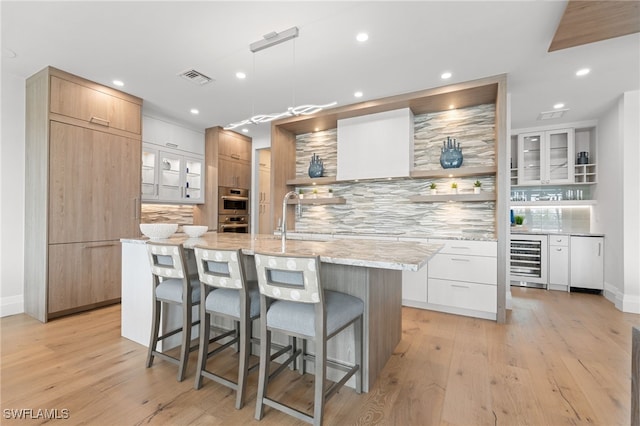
[217,130,252,189]
[517,128,574,185]
[141,116,205,204]
[50,75,141,135]
[337,108,414,181]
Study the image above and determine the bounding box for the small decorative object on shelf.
[577,151,589,164]
[473,180,482,194]
[514,215,525,227]
[327,188,334,198]
[440,136,463,169]
[451,182,458,194]
[298,189,305,199]
[312,188,319,199]
[308,153,324,178]
[429,182,437,195]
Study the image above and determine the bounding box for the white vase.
[430,189,437,195]
[452,188,458,194]
[474,187,481,194]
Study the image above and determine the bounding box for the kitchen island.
[121,233,441,392]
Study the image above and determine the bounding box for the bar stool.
[146,242,201,382]
[253,252,364,426]
[192,247,261,409]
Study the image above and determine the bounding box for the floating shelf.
[410,192,496,203]
[286,176,339,186]
[288,197,346,205]
[409,166,497,179]
[510,200,597,207]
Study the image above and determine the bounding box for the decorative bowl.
[139,223,178,240]
[182,225,208,238]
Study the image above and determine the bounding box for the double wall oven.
[218,186,249,233]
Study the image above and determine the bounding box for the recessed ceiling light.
[241,128,249,133]
[190,108,199,115]
[113,80,124,87]
[553,103,565,109]
[354,91,363,98]
[236,71,246,79]
[356,32,369,42]
[441,72,452,79]
[576,68,590,77]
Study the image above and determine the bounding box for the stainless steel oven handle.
[221,196,249,201]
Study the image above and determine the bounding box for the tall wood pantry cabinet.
[25,67,142,322]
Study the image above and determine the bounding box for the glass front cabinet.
[141,142,204,204]
[517,128,574,185]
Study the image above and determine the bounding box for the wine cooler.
[510,235,548,288]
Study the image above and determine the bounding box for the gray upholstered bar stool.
[192,247,261,409]
[253,252,364,426]
[146,242,201,382]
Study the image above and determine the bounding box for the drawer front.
[428,239,497,257]
[549,235,569,246]
[428,254,497,285]
[50,76,141,135]
[428,278,497,313]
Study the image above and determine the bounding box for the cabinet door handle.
[155,183,159,196]
[598,243,601,256]
[450,258,470,262]
[231,154,240,160]
[555,248,563,252]
[133,197,139,219]
[84,243,117,249]
[89,116,110,127]
[165,142,178,148]
[451,284,469,289]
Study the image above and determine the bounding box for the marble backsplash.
[295,104,497,239]
[510,206,591,233]
[141,204,194,225]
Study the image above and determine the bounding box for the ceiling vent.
[537,109,569,120]
[178,69,213,86]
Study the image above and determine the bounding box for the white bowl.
[182,225,208,238]
[139,223,178,240]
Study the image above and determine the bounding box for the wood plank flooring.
[1,287,638,425]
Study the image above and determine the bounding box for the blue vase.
[308,163,324,178]
[440,137,463,169]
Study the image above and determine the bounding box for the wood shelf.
[288,197,346,205]
[410,192,496,203]
[286,176,339,186]
[409,166,497,179]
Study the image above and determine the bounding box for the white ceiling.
[2,1,639,141]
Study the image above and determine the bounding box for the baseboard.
[0,295,24,317]
[622,292,640,314]
[603,281,640,314]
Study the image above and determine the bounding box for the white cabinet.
[142,142,204,204]
[548,235,569,291]
[143,115,204,155]
[405,239,498,320]
[518,128,575,185]
[570,236,604,290]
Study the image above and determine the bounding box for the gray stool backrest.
[254,252,323,304]
[193,247,246,289]
[146,242,188,280]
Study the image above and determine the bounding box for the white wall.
[622,90,640,313]
[593,90,640,313]
[0,71,26,316]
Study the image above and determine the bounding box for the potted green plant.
[514,215,525,226]
[327,188,334,198]
[429,182,437,195]
[312,188,319,199]
[451,182,458,194]
[473,180,482,194]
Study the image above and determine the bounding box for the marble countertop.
[510,229,604,237]
[121,233,442,272]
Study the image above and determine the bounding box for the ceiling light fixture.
[242,128,249,133]
[190,108,199,115]
[441,72,452,79]
[354,91,363,98]
[553,103,565,109]
[576,68,590,76]
[356,32,369,42]
[225,27,337,130]
[236,71,246,79]
[113,80,124,87]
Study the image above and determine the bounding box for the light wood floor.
[1,287,638,425]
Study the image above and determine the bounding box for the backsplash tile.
[294,104,497,239]
[141,204,194,225]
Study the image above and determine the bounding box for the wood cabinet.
[25,67,142,322]
[219,131,252,162]
[258,149,272,234]
[570,236,604,290]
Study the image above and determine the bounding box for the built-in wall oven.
[510,234,548,288]
[218,187,249,233]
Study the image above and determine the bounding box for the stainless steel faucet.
[281,191,301,250]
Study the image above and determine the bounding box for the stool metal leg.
[177,297,192,382]
[146,299,161,368]
[194,300,210,390]
[254,328,271,420]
